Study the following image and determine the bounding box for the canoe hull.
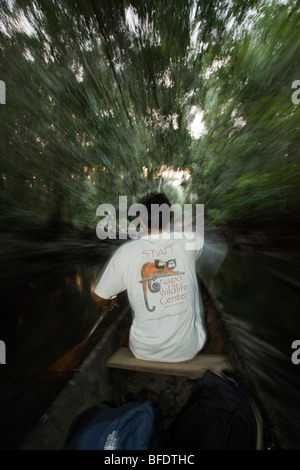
[21,281,236,450]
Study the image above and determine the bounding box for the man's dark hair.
[138,192,172,230]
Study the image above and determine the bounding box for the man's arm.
[93,245,127,309]
[92,292,119,311]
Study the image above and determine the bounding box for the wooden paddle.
[47,302,117,373]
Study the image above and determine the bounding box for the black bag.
[166,369,264,450]
[64,393,164,450]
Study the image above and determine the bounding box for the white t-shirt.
[94,231,207,362]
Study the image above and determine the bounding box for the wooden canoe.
[20,279,266,450]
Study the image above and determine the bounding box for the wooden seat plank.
[106,347,233,377]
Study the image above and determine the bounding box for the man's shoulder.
[172,230,204,245]
[173,230,202,239]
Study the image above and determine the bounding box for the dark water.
[0,250,112,450]
[0,242,299,449]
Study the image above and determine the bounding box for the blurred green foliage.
[0,0,299,237]
[185,0,300,225]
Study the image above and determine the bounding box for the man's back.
[94,230,206,362]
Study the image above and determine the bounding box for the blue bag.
[64,395,164,450]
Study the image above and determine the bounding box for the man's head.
[138,192,173,232]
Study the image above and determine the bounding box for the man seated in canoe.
[93,192,227,363]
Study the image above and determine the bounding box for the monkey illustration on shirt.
[140,259,184,312]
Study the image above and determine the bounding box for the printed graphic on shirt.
[139,258,185,312]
